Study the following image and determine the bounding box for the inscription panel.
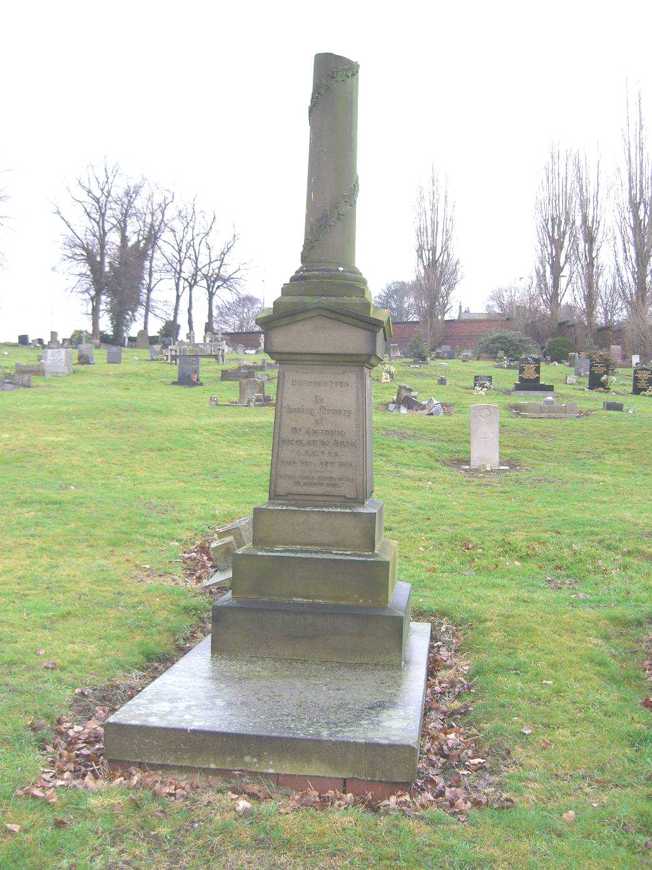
[270,364,370,502]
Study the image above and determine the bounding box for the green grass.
[0,346,651,868]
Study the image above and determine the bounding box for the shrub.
[406,335,429,361]
[476,330,537,359]
[546,336,573,362]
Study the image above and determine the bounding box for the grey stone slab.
[104,622,430,782]
[231,537,397,607]
[470,404,499,469]
[212,580,411,665]
[269,362,372,504]
[252,499,383,552]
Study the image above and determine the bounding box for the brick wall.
[391,318,509,352]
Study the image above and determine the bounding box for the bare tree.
[105,181,153,344]
[413,170,460,348]
[614,92,652,353]
[573,153,604,342]
[200,230,243,334]
[534,147,576,327]
[55,163,120,340]
[216,294,263,333]
[599,268,625,329]
[374,280,418,321]
[159,201,214,339]
[141,189,173,336]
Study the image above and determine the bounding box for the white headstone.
[632,354,640,367]
[43,348,73,377]
[470,404,500,470]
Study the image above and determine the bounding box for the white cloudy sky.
[1,0,652,340]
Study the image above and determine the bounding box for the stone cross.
[470,404,500,469]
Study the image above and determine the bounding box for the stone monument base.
[512,389,555,398]
[104,623,430,785]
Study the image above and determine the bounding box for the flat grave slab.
[105,623,430,784]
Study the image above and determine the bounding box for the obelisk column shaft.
[300,53,359,272]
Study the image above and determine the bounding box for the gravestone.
[473,375,492,387]
[149,345,161,361]
[470,404,500,469]
[105,52,429,790]
[77,344,95,365]
[632,354,640,368]
[632,365,652,395]
[603,401,624,411]
[15,362,45,376]
[609,344,623,365]
[566,375,577,385]
[48,331,59,347]
[176,355,201,386]
[514,356,553,393]
[438,376,447,386]
[18,334,29,346]
[588,353,611,390]
[106,347,122,364]
[575,356,590,377]
[238,377,266,405]
[568,352,578,367]
[43,348,73,377]
[136,329,149,349]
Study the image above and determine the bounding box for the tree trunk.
[91,294,101,340]
[187,285,194,336]
[207,288,215,333]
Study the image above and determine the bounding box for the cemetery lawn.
[1,344,651,869]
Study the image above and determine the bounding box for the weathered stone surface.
[215,516,252,550]
[43,348,73,376]
[77,344,95,365]
[105,624,430,783]
[15,362,44,376]
[470,405,499,469]
[252,499,383,552]
[176,355,201,386]
[212,580,411,664]
[210,536,236,571]
[106,346,123,364]
[231,537,397,607]
[269,363,372,503]
[136,330,149,348]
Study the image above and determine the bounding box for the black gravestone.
[632,365,652,395]
[514,356,554,392]
[603,401,624,411]
[18,334,29,346]
[588,353,611,391]
[473,375,492,387]
[176,355,201,386]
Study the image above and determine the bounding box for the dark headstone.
[18,334,29,346]
[77,344,95,365]
[632,365,652,395]
[437,376,447,386]
[588,353,611,391]
[473,375,492,387]
[514,356,554,392]
[106,347,122,364]
[603,401,624,411]
[176,355,201,386]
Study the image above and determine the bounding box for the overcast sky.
[1,0,652,341]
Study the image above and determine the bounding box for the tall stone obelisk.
[105,54,430,789]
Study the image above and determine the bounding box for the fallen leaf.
[36,649,45,656]
[234,798,252,817]
[5,824,21,834]
[540,738,553,749]
[42,661,58,670]
[563,810,576,824]
[642,697,652,710]
[521,727,533,736]
[53,818,69,828]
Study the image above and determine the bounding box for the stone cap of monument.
[257,300,391,366]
